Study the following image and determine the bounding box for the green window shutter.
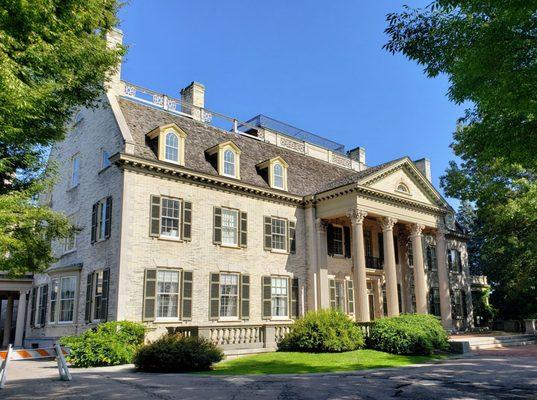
[91,203,98,244]
[327,224,334,256]
[457,250,463,273]
[150,195,161,237]
[30,288,36,328]
[262,276,272,319]
[182,201,192,241]
[289,221,296,254]
[447,249,453,270]
[240,211,248,248]
[85,272,93,323]
[213,207,222,244]
[344,226,351,258]
[39,285,48,326]
[100,268,110,321]
[264,217,272,250]
[104,196,112,238]
[143,269,157,321]
[209,273,220,320]
[347,280,355,314]
[291,278,299,318]
[181,270,193,320]
[240,274,250,320]
[329,279,336,309]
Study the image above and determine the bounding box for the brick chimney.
[413,158,431,181]
[347,146,366,166]
[180,82,205,121]
[105,28,123,93]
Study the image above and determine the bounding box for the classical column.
[381,217,399,317]
[14,290,28,347]
[347,208,369,322]
[305,206,319,311]
[2,295,14,347]
[316,219,330,309]
[436,226,453,329]
[410,224,428,314]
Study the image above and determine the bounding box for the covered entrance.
[0,274,33,348]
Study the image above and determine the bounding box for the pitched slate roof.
[116,97,392,197]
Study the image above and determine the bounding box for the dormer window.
[146,123,187,166]
[205,141,241,179]
[257,157,288,191]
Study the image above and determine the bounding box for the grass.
[203,349,446,375]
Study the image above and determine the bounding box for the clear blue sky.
[118,1,464,207]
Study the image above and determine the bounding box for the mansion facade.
[1,30,474,352]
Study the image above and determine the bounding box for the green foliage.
[61,321,145,368]
[278,309,365,353]
[472,287,496,327]
[385,1,537,319]
[367,314,449,356]
[133,334,224,373]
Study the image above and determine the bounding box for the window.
[64,214,77,253]
[157,270,180,319]
[271,277,288,317]
[407,241,414,266]
[221,208,239,246]
[93,270,104,320]
[426,245,437,271]
[332,226,344,256]
[70,155,80,188]
[223,149,235,177]
[59,276,76,323]
[165,132,179,162]
[219,273,239,318]
[49,279,59,323]
[429,287,441,316]
[452,289,463,319]
[36,285,48,326]
[161,197,181,238]
[92,197,112,243]
[334,280,345,311]
[271,218,287,251]
[273,163,284,189]
[448,249,463,273]
[101,149,111,170]
[396,182,410,194]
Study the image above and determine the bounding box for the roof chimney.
[180,82,205,121]
[347,146,366,166]
[105,28,123,93]
[414,158,431,181]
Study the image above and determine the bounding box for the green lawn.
[204,350,445,375]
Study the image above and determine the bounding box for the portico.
[0,274,33,348]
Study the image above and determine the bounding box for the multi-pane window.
[271,218,287,251]
[426,245,437,271]
[101,149,111,169]
[333,226,344,256]
[160,198,181,238]
[219,273,239,318]
[59,276,76,323]
[165,132,179,162]
[156,270,180,318]
[271,277,288,317]
[429,287,441,316]
[223,149,236,177]
[334,280,346,311]
[448,249,463,273]
[64,214,77,253]
[70,155,80,188]
[221,208,239,246]
[93,270,104,320]
[453,289,463,319]
[273,163,284,189]
[364,230,373,257]
[49,279,59,323]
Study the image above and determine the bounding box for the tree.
[0,0,124,274]
[385,1,537,319]
[456,201,481,275]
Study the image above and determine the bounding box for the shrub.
[278,309,365,352]
[134,334,224,372]
[61,321,145,367]
[367,314,449,355]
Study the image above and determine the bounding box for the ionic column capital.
[380,216,398,231]
[436,223,449,239]
[410,223,425,237]
[347,208,367,225]
[315,218,328,232]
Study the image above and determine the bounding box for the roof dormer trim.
[205,140,241,179]
[256,156,289,191]
[146,123,187,166]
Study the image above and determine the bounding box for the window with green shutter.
[182,202,192,241]
[262,276,272,319]
[241,274,250,319]
[347,280,355,314]
[289,221,296,254]
[209,273,220,319]
[213,208,222,244]
[181,271,193,320]
[291,278,299,318]
[143,269,157,321]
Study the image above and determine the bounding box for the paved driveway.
[2,346,537,399]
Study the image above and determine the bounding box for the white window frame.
[101,148,111,170]
[155,269,181,321]
[92,270,104,322]
[95,198,108,242]
[272,162,285,190]
[64,214,77,254]
[70,154,80,189]
[271,217,287,252]
[219,273,239,320]
[332,225,344,257]
[59,276,77,324]
[159,197,182,240]
[49,278,59,324]
[223,149,236,178]
[164,131,180,163]
[271,276,289,319]
[334,280,346,312]
[221,208,239,247]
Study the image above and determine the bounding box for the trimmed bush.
[61,321,145,367]
[278,309,365,352]
[134,334,224,372]
[367,314,449,355]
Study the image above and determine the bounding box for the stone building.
[1,30,474,352]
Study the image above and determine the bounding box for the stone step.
[470,339,537,350]
[465,335,537,346]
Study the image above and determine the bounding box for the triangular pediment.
[358,158,451,209]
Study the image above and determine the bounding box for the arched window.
[223,149,236,177]
[165,132,179,162]
[396,183,410,194]
[273,163,284,189]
